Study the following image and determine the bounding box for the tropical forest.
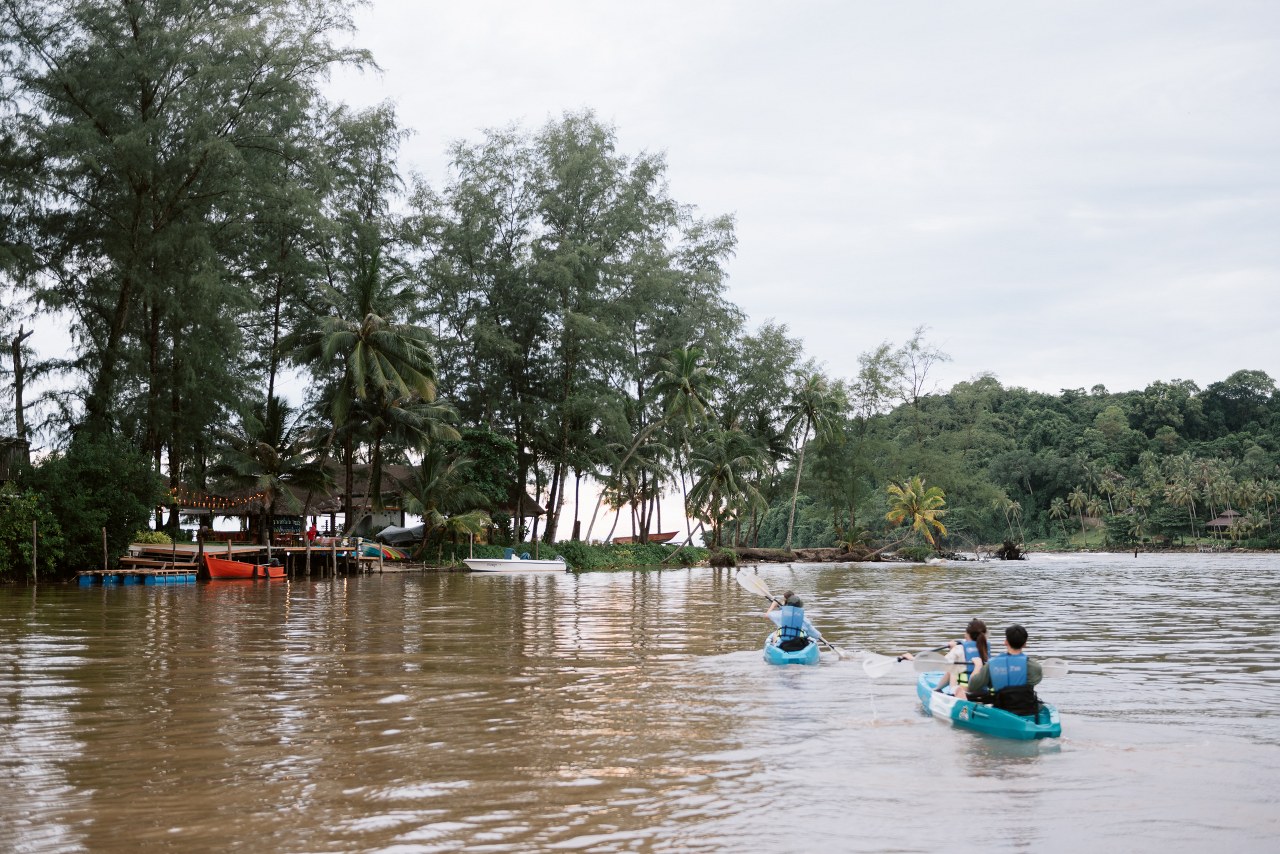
[2,2,1278,580]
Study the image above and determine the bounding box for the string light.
[167,486,268,511]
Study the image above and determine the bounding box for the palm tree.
[883,475,948,551]
[584,346,718,542]
[1259,479,1279,533]
[992,496,1015,542]
[356,392,459,514]
[686,428,765,549]
[1163,479,1199,541]
[1085,495,1104,524]
[1068,486,1088,544]
[292,245,439,532]
[1009,499,1026,545]
[1048,496,1070,540]
[397,443,489,551]
[781,372,843,552]
[208,397,332,544]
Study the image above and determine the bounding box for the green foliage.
[23,433,163,576]
[896,544,934,563]
[132,530,173,545]
[433,539,707,571]
[709,548,738,567]
[0,486,65,581]
[442,428,519,509]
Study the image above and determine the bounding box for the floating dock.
[78,568,198,585]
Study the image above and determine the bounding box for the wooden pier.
[77,539,385,586]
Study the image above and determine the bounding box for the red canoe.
[203,553,286,580]
[611,531,678,545]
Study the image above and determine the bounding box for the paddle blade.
[862,653,907,679]
[734,569,775,601]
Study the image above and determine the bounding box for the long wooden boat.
[203,553,286,580]
[611,531,678,545]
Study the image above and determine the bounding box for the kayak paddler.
[765,590,825,651]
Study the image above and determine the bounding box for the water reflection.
[0,554,1277,851]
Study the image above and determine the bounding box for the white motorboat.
[463,555,569,573]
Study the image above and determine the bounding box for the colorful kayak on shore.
[763,631,820,665]
[916,672,1061,740]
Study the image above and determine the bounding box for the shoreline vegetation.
[411,539,1260,574]
[2,8,1277,584]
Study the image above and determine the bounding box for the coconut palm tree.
[584,346,718,542]
[1009,499,1026,545]
[356,391,459,513]
[1068,486,1088,544]
[781,372,843,553]
[397,443,490,551]
[1048,496,1070,540]
[686,428,765,549]
[884,475,948,551]
[208,396,332,544]
[291,245,439,532]
[1163,479,1199,541]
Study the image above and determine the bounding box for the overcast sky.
[324,0,1279,397]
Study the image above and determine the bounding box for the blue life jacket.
[961,639,984,674]
[779,605,807,641]
[958,639,984,684]
[989,653,1029,690]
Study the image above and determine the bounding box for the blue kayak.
[916,672,1061,740]
[763,631,820,665]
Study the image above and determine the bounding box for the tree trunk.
[784,418,811,553]
[11,325,32,465]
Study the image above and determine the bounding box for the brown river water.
[1,552,1277,853]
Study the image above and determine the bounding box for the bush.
[709,548,737,567]
[21,432,163,577]
[132,529,173,545]
[0,485,66,582]
[896,544,933,563]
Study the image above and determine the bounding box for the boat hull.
[203,554,286,580]
[463,558,568,573]
[916,672,1061,740]
[611,531,678,544]
[763,632,820,665]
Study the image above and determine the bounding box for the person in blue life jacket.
[765,591,825,652]
[900,618,989,694]
[958,623,1043,716]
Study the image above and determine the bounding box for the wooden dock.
[76,539,387,586]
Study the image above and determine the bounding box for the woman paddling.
[903,618,989,694]
[765,591,826,651]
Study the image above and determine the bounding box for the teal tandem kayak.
[916,672,1061,740]
[763,631,820,665]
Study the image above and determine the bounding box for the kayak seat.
[779,637,811,653]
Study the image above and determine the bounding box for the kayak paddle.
[861,646,949,679]
[911,651,1069,678]
[733,569,845,660]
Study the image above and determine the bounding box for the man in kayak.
[765,591,826,652]
[959,623,1043,715]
